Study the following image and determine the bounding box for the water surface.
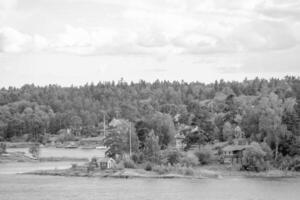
[0,175,299,200]
[7,147,105,159]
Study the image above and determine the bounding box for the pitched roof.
[222,145,247,152]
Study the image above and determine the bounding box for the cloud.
[0,27,48,53]
[256,0,300,21]
[1,0,300,56]
[228,20,298,52]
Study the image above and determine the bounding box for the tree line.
[0,76,299,159]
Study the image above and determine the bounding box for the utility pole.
[129,122,132,156]
[103,113,106,137]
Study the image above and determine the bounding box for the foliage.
[0,142,6,154]
[242,142,269,172]
[104,121,139,158]
[28,143,40,158]
[56,130,76,143]
[142,131,160,162]
[0,77,300,163]
[179,152,199,167]
[123,158,136,169]
[152,165,172,175]
[144,162,152,171]
[193,147,214,165]
[160,148,182,165]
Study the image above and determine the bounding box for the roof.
[109,118,129,128]
[222,145,248,152]
[100,157,115,162]
[175,134,185,139]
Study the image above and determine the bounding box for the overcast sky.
[0,0,300,87]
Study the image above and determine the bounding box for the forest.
[0,76,299,167]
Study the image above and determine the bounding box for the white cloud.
[0,27,30,53]
[0,0,299,56]
[0,27,48,53]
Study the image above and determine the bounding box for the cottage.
[175,133,185,150]
[222,145,247,165]
[99,157,116,170]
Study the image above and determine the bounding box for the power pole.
[129,122,132,156]
[103,113,106,137]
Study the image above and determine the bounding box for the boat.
[95,146,107,150]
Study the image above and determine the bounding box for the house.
[109,118,130,128]
[175,133,185,150]
[222,145,248,165]
[99,157,116,170]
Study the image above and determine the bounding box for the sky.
[0,0,300,87]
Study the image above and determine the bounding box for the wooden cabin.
[222,145,247,165]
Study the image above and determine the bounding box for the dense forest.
[0,77,300,161]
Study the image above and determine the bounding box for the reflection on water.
[7,147,105,159]
[0,161,84,174]
[0,175,299,200]
[2,147,103,174]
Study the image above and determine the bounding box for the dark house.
[222,145,247,165]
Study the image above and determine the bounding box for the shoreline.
[25,166,300,179]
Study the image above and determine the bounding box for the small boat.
[64,142,79,149]
[95,146,107,150]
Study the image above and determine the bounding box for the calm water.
[7,147,105,159]
[1,148,300,200]
[0,174,299,200]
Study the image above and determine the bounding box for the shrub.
[29,143,40,158]
[179,152,199,167]
[277,156,300,171]
[152,165,171,175]
[242,142,268,172]
[131,153,139,163]
[0,143,6,155]
[71,163,78,169]
[56,130,76,143]
[193,147,213,165]
[131,152,145,164]
[160,148,182,165]
[89,157,99,168]
[182,167,194,176]
[123,158,136,168]
[116,161,125,170]
[144,162,152,171]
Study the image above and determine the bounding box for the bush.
[160,148,182,165]
[144,162,152,171]
[179,152,199,167]
[242,142,268,172]
[0,143,6,155]
[56,130,76,143]
[71,163,78,169]
[89,157,99,168]
[131,153,139,163]
[182,167,194,176]
[116,161,125,170]
[152,165,171,175]
[131,152,145,164]
[29,143,40,158]
[193,147,213,165]
[123,158,136,168]
[277,156,300,171]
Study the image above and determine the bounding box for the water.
[0,162,84,174]
[0,174,299,200]
[7,147,105,159]
[1,148,300,200]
